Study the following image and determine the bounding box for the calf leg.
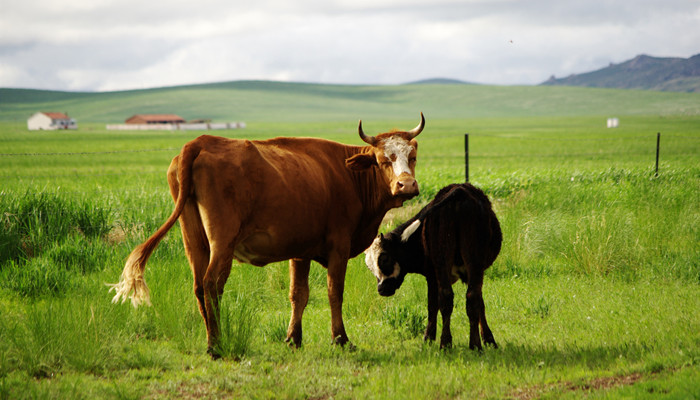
[438,283,454,349]
[477,278,497,348]
[423,273,438,342]
[466,270,484,351]
[286,258,310,347]
[479,307,498,349]
[428,226,455,348]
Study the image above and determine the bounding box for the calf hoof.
[439,333,453,350]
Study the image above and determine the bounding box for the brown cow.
[109,113,424,358]
[364,183,502,350]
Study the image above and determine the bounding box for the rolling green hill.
[1,80,699,123]
[541,54,700,92]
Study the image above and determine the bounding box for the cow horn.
[358,120,378,146]
[406,112,425,139]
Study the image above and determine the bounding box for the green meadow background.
[0,82,698,399]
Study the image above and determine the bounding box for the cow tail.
[108,140,202,307]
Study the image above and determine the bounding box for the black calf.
[364,183,502,349]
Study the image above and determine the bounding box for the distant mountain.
[407,78,474,85]
[541,54,700,92]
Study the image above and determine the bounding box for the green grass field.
[0,82,699,399]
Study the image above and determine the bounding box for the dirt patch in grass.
[507,372,645,399]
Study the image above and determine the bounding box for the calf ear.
[345,153,377,170]
[401,220,421,242]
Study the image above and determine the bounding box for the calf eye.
[378,254,394,276]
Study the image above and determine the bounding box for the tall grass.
[214,291,260,360]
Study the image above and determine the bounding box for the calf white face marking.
[381,136,415,178]
[364,237,399,281]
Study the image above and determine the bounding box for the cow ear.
[345,153,377,170]
[400,220,421,242]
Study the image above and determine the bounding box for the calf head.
[345,113,424,202]
[364,220,421,296]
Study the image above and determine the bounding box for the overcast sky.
[1,0,698,92]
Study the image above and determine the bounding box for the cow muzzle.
[392,174,419,198]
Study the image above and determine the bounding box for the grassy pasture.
[0,83,699,398]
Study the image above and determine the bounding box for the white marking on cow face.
[364,237,399,281]
[381,136,415,178]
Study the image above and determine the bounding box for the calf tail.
[108,140,202,307]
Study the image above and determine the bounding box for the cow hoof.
[332,334,347,345]
[284,336,302,349]
[332,335,355,351]
[333,341,357,352]
[207,347,223,360]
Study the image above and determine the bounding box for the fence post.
[655,132,660,177]
[464,133,469,182]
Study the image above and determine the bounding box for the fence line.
[1,132,698,158]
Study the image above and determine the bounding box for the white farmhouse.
[27,112,78,130]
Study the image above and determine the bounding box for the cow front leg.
[326,254,350,346]
[286,258,310,348]
[423,274,438,342]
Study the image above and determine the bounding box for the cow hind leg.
[179,204,211,327]
[202,249,235,359]
[168,165,212,337]
[286,258,310,347]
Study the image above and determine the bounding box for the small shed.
[27,112,77,130]
[126,114,186,125]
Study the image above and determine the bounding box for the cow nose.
[395,176,419,196]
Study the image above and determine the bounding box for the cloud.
[0,0,698,91]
